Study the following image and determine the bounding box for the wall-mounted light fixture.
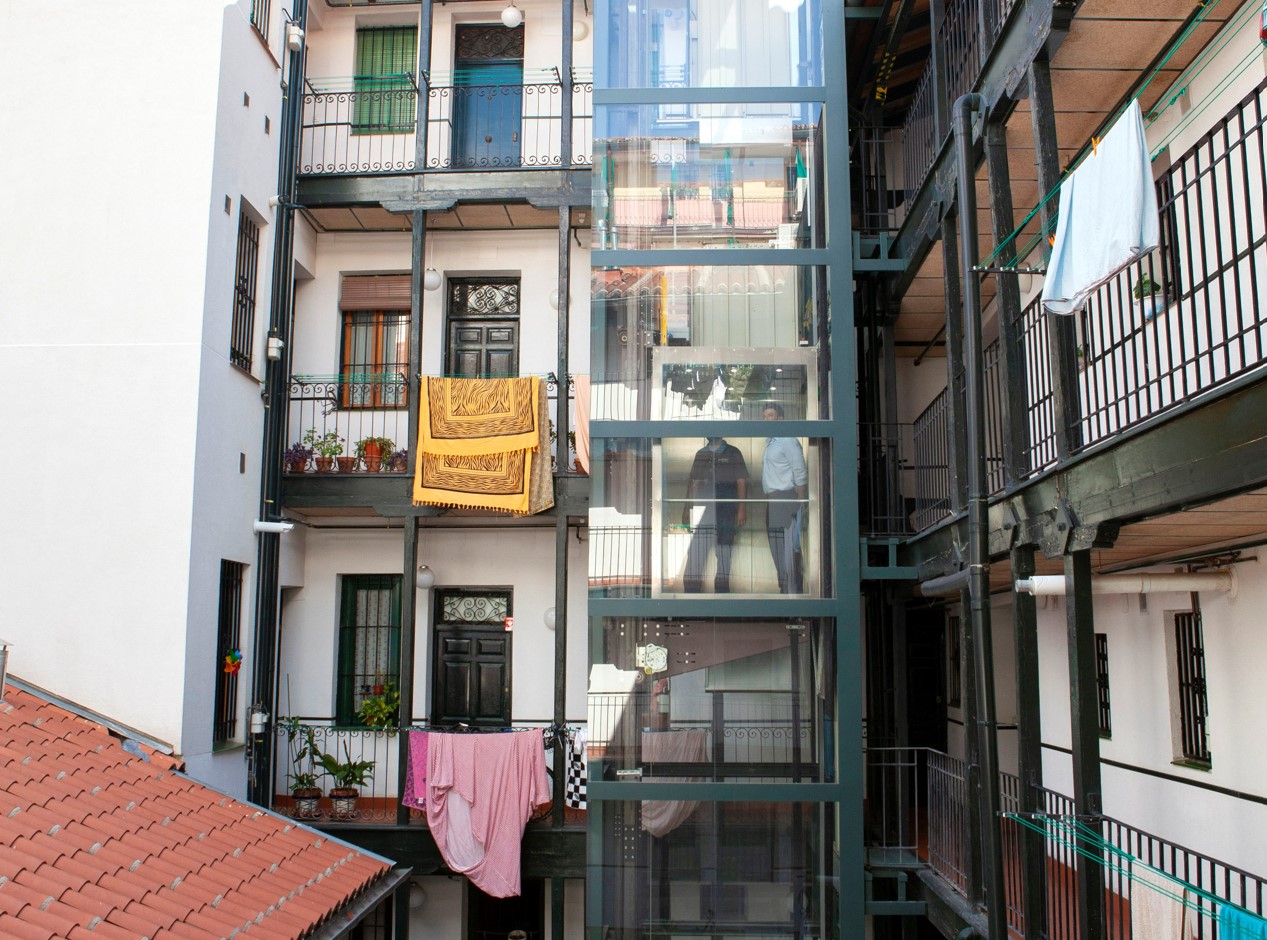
[424,269,442,291]
[572,19,590,40]
[501,1,524,28]
[544,607,557,630]
[417,565,436,590]
[549,289,561,310]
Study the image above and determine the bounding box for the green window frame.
[336,575,402,726]
[353,26,418,136]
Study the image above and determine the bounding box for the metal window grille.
[1094,632,1111,738]
[349,899,393,939]
[438,588,512,625]
[336,575,402,725]
[1173,610,1211,764]
[339,311,410,408]
[230,212,260,370]
[249,0,270,40]
[213,561,244,746]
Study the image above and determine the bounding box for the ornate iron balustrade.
[300,79,420,175]
[286,376,410,474]
[273,720,585,827]
[900,65,937,208]
[425,82,577,170]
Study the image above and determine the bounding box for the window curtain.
[354,27,418,135]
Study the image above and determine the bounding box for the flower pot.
[314,456,334,472]
[329,787,359,819]
[286,459,308,474]
[363,456,382,473]
[336,456,356,473]
[292,787,323,819]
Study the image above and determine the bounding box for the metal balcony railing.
[864,747,1267,938]
[284,373,580,477]
[298,74,593,175]
[273,720,586,828]
[910,78,1267,531]
[860,423,914,536]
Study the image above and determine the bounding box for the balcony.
[281,373,588,516]
[865,747,1267,936]
[907,77,1267,533]
[299,72,593,176]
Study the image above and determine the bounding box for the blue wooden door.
[453,25,524,167]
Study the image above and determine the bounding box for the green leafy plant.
[354,436,395,461]
[1132,274,1160,299]
[356,681,400,730]
[281,718,321,793]
[303,428,345,459]
[315,741,375,790]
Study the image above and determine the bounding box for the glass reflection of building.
[588,0,860,935]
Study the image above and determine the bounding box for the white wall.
[278,526,589,723]
[1035,554,1267,879]
[0,1,280,765]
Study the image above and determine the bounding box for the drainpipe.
[953,92,1007,940]
[249,0,309,808]
[1016,570,1237,596]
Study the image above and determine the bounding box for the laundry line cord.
[978,0,1240,270]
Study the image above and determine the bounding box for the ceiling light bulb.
[424,269,442,291]
[501,2,523,28]
[572,19,590,40]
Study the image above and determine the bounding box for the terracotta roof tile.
[0,682,393,939]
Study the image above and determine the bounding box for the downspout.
[249,0,309,807]
[953,92,1007,940]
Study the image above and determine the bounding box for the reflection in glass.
[588,438,824,597]
[588,619,834,784]
[594,801,835,937]
[594,104,822,250]
[591,267,827,421]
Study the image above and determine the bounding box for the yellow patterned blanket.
[413,377,554,515]
[419,376,540,456]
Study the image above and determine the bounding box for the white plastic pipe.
[1015,570,1236,597]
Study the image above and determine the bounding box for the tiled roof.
[0,683,394,939]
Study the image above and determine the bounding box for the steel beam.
[1010,546,1046,940]
[295,169,592,210]
[940,214,968,511]
[1065,549,1105,940]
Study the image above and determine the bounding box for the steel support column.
[560,0,574,167]
[1065,549,1105,940]
[1011,546,1045,940]
[415,0,434,170]
[940,216,968,512]
[958,589,982,905]
[984,121,1030,484]
[1027,54,1081,456]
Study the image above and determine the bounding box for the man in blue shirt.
[762,403,807,593]
[682,437,748,593]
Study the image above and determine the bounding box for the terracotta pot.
[314,457,334,472]
[286,458,308,474]
[292,788,322,819]
[363,456,382,473]
[336,456,356,473]
[329,788,359,819]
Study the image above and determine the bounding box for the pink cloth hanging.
[402,731,428,810]
[573,374,591,474]
[426,730,551,898]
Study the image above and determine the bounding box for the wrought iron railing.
[857,127,903,234]
[865,748,1267,938]
[900,65,938,207]
[300,77,593,174]
[912,389,952,531]
[909,78,1267,531]
[285,376,411,474]
[860,423,913,536]
[273,720,585,827]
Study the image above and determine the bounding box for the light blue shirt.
[762,436,807,493]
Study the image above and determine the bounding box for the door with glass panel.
[431,589,513,727]
[445,277,520,377]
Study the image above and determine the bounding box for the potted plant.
[303,428,345,472]
[1133,273,1163,320]
[284,442,312,474]
[354,436,395,472]
[388,447,409,473]
[356,680,400,731]
[282,719,323,819]
[315,742,375,818]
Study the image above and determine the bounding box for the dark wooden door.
[433,628,511,726]
[445,278,520,377]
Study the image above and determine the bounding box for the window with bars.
[250,0,270,41]
[336,575,402,726]
[340,312,410,408]
[230,210,260,370]
[1171,610,1211,765]
[353,27,418,135]
[213,561,245,746]
[1094,632,1111,738]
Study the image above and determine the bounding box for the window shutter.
[340,275,412,311]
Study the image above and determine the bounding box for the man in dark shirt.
[682,438,748,593]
